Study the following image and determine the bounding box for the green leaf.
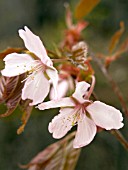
[75,0,101,19]
[21,132,81,170]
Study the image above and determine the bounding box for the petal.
[22,70,50,105]
[46,67,58,99]
[72,81,90,103]
[73,113,96,148]
[1,53,34,77]
[48,108,75,139]
[38,97,75,110]
[86,101,124,130]
[19,26,53,66]
[49,79,69,100]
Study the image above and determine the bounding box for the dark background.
[0,0,128,169]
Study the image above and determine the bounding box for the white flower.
[49,71,74,100]
[38,81,124,148]
[1,26,58,105]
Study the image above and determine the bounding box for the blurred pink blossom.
[50,71,74,100]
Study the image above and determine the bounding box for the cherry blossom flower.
[38,79,124,148]
[1,26,58,105]
[49,71,74,100]
[50,78,69,100]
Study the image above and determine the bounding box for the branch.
[111,130,128,151]
[91,52,128,117]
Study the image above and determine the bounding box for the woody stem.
[90,52,128,117]
[110,130,128,151]
[52,58,70,63]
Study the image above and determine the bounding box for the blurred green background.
[0,0,128,169]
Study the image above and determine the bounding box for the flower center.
[74,101,92,122]
[22,60,46,83]
[28,60,46,75]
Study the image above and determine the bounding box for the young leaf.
[0,47,25,60]
[0,74,25,118]
[17,99,33,134]
[118,37,128,53]
[105,37,128,68]
[20,132,81,170]
[75,0,100,19]
[65,3,72,29]
[0,76,20,104]
[109,22,125,53]
[0,76,6,103]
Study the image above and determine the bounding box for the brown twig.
[91,52,128,117]
[111,130,128,151]
[52,58,70,63]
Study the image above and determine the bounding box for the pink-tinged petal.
[1,53,34,77]
[72,81,90,103]
[22,70,50,105]
[38,97,75,110]
[28,166,36,170]
[46,67,58,99]
[86,101,124,130]
[19,26,53,66]
[73,113,96,148]
[50,79,69,100]
[48,108,75,139]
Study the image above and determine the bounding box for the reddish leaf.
[61,21,88,49]
[0,76,6,103]
[118,37,128,53]
[61,5,88,50]
[0,47,25,60]
[0,76,20,104]
[65,3,72,29]
[105,37,128,68]
[109,22,125,53]
[17,99,33,134]
[21,132,81,170]
[0,74,25,118]
[75,0,100,19]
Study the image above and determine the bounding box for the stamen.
[21,61,45,83]
[29,62,43,74]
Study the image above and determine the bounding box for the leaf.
[118,37,128,53]
[109,22,125,53]
[0,76,6,103]
[75,0,101,19]
[0,74,25,118]
[0,47,25,60]
[20,132,81,170]
[17,99,33,134]
[0,76,19,104]
[65,3,72,29]
[105,37,128,68]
